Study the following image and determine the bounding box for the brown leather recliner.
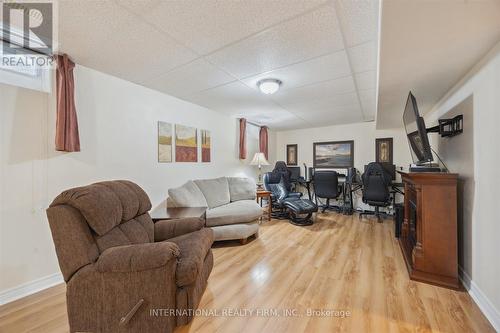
[46,180,214,333]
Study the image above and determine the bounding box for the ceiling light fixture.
[257,79,282,95]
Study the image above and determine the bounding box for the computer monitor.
[403,92,433,164]
[287,166,301,181]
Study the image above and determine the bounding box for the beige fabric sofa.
[167,177,262,243]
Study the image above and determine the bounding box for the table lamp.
[250,152,270,189]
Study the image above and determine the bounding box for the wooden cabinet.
[398,171,461,290]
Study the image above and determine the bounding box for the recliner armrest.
[288,192,303,198]
[97,242,180,273]
[154,217,205,241]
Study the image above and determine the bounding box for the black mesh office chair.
[359,162,392,222]
[313,171,341,213]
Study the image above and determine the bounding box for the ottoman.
[283,199,318,226]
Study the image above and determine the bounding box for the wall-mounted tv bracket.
[426,114,463,137]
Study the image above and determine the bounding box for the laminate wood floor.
[0,213,494,333]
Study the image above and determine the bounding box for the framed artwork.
[201,129,211,162]
[157,121,172,163]
[375,137,393,164]
[286,144,298,165]
[175,124,198,162]
[313,140,354,168]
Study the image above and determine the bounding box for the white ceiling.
[58,0,379,130]
[377,0,500,129]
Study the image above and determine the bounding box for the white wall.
[0,64,275,300]
[427,96,474,285]
[424,42,500,331]
[275,122,412,208]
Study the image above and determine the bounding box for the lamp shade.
[250,152,270,167]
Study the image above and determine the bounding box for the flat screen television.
[403,92,433,164]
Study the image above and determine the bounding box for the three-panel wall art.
[157,121,211,163]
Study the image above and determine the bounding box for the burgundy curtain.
[259,126,268,159]
[55,54,80,152]
[239,118,247,159]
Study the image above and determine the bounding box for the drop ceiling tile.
[271,76,356,107]
[239,109,307,128]
[336,0,378,47]
[355,70,376,90]
[59,0,197,84]
[293,103,361,117]
[359,89,376,105]
[271,117,315,131]
[57,0,381,131]
[240,51,351,92]
[362,104,377,119]
[144,58,236,98]
[285,92,360,113]
[348,41,376,74]
[119,0,329,54]
[307,111,365,127]
[186,81,282,115]
[358,89,377,118]
[206,4,345,78]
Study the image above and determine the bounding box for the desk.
[297,176,403,215]
[342,181,362,214]
[296,179,313,200]
[150,206,207,222]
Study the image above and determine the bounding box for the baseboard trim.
[459,266,500,332]
[0,272,64,305]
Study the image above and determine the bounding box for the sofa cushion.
[211,222,259,241]
[167,228,214,287]
[205,200,262,227]
[168,181,208,208]
[227,177,256,202]
[194,177,230,209]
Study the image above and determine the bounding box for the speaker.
[308,167,314,181]
[394,203,404,238]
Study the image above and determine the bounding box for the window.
[0,29,52,93]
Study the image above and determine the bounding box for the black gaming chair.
[359,162,392,222]
[271,161,295,192]
[313,171,341,213]
[263,161,302,218]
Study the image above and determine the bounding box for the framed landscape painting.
[201,129,211,162]
[313,140,354,168]
[175,124,197,162]
[157,121,172,163]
